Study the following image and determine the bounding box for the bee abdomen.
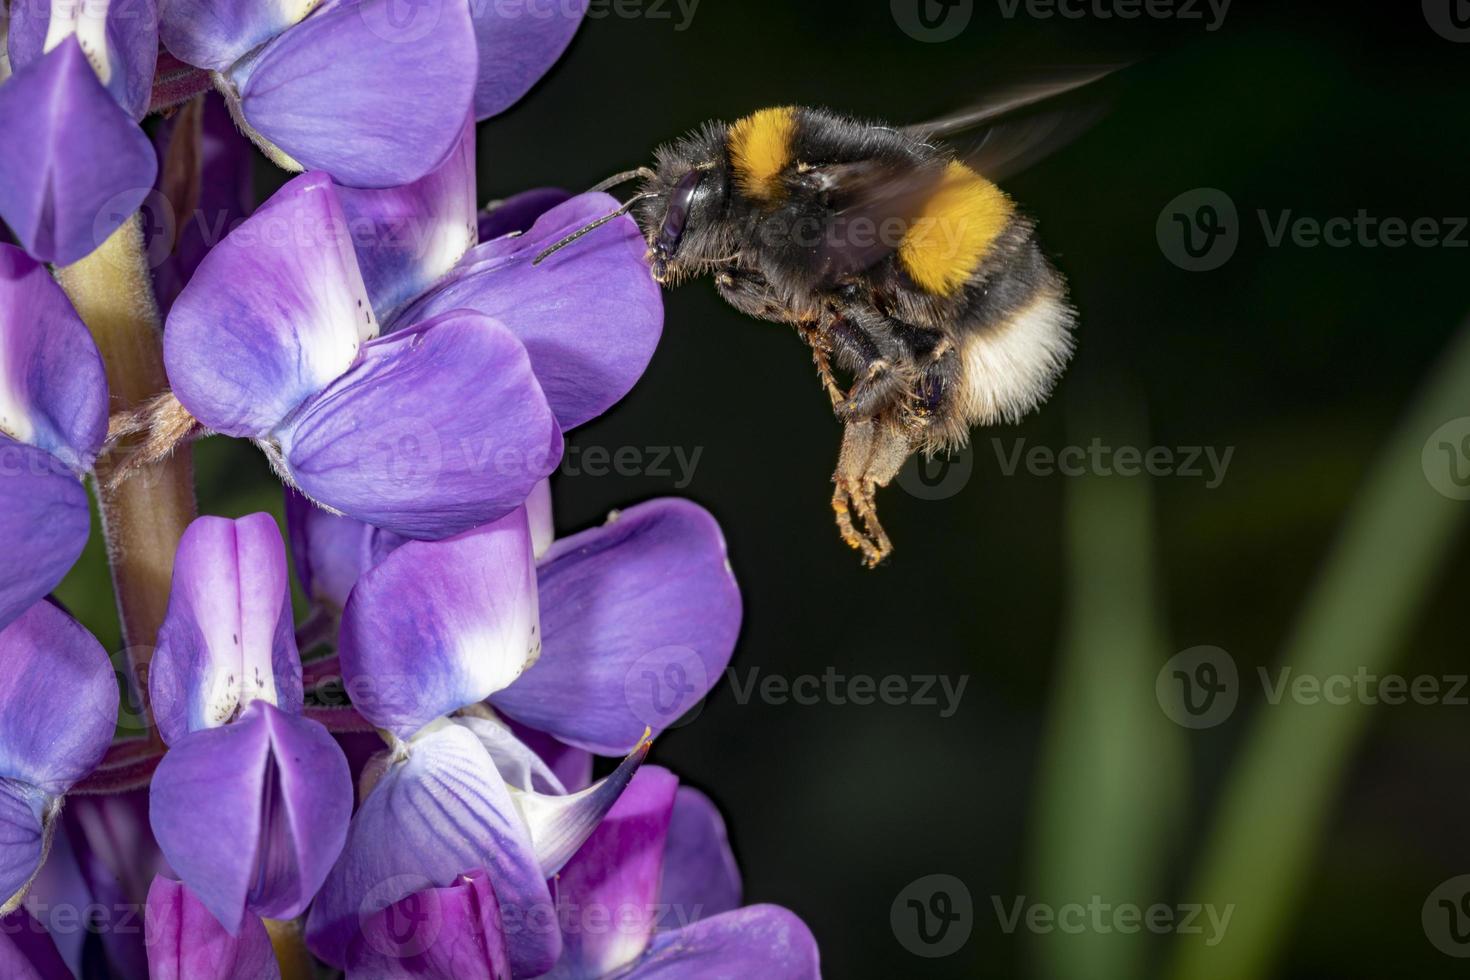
[898,161,1015,297]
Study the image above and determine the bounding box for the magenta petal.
[151,514,303,745]
[346,869,512,980]
[658,788,741,926]
[0,601,116,795]
[621,905,821,980]
[306,723,557,975]
[145,876,281,980]
[158,0,312,71]
[0,244,109,467]
[491,500,741,755]
[339,510,538,738]
[0,38,157,264]
[149,702,353,934]
[545,767,677,979]
[0,441,91,631]
[400,193,662,431]
[7,0,159,118]
[280,312,563,541]
[164,172,372,438]
[338,120,477,327]
[471,0,586,119]
[232,0,477,188]
[0,908,72,980]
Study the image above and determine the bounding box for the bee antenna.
[532,192,656,266]
[588,166,657,194]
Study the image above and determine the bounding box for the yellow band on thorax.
[728,107,798,201]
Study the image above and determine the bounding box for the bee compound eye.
[657,169,705,258]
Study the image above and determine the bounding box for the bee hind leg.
[831,419,914,567]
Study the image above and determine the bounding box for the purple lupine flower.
[147,513,353,934]
[145,876,281,980]
[342,768,820,980]
[0,0,158,262]
[0,600,118,913]
[159,0,478,188]
[0,245,108,628]
[303,505,660,973]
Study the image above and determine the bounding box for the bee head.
[648,168,705,282]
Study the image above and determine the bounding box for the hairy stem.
[56,216,197,741]
[264,919,316,980]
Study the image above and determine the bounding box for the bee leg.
[831,420,903,567]
[826,313,910,423]
[796,321,847,409]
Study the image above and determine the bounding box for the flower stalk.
[56,214,197,741]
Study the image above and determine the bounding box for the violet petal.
[284,489,380,614]
[400,193,662,431]
[305,722,557,975]
[338,509,539,738]
[279,312,563,541]
[491,499,741,755]
[158,0,315,72]
[148,701,353,933]
[657,788,741,927]
[0,908,72,980]
[0,38,156,264]
[471,0,586,120]
[231,0,477,188]
[0,441,91,632]
[544,767,677,979]
[617,905,821,980]
[510,739,652,879]
[477,189,572,243]
[7,0,158,119]
[338,119,477,327]
[163,172,372,439]
[150,514,304,745]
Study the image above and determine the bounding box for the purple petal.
[452,713,566,796]
[0,781,46,913]
[491,500,741,755]
[284,489,380,614]
[0,441,91,631]
[621,906,821,980]
[658,788,741,926]
[158,0,313,72]
[150,514,304,745]
[230,0,477,188]
[471,0,586,119]
[149,701,353,933]
[506,718,592,793]
[145,876,281,980]
[0,38,157,264]
[0,908,72,980]
[0,244,109,468]
[163,172,373,438]
[151,92,256,316]
[0,600,116,795]
[400,193,662,431]
[339,509,539,738]
[545,766,677,979]
[7,0,159,119]
[511,740,652,878]
[346,869,512,980]
[527,478,554,560]
[279,311,563,541]
[478,189,572,243]
[306,722,557,975]
[338,120,477,327]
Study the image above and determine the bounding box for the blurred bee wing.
[958,96,1112,182]
[804,158,949,284]
[902,65,1123,143]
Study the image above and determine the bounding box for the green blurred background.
[59,1,1470,976]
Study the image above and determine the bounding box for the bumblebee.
[536,71,1111,566]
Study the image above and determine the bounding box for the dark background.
[61,1,1470,977]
